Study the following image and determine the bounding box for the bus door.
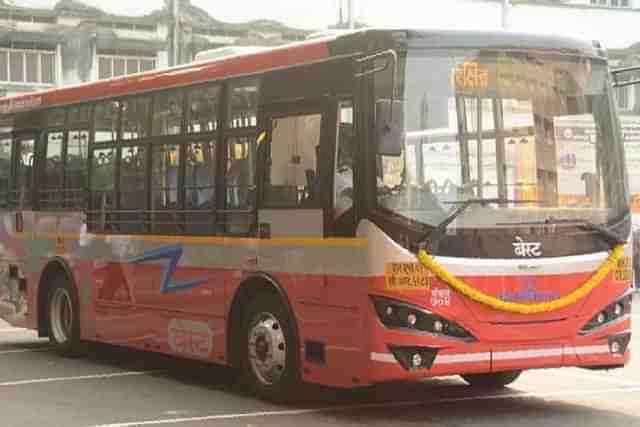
[257,99,336,300]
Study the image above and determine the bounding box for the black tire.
[46,275,82,356]
[461,370,522,388]
[238,291,299,401]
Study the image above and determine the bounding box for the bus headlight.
[371,296,475,341]
[580,293,632,334]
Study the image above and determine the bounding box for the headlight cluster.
[580,293,633,334]
[371,296,475,341]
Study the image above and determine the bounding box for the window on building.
[97,54,156,79]
[152,90,183,136]
[616,86,635,111]
[228,79,259,129]
[187,85,220,133]
[0,48,56,84]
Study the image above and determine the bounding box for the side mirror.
[375,99,404,156]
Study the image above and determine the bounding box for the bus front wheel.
[239,292,299,401]
[460,370,522,388]
[47,276,82,356]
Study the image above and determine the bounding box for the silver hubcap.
[248,312,286,386]
[49,288,73,344]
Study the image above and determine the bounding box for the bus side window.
[225,136,255,234]
[0,138,12,208]
[41,131,65,210]
[334,101,354,219]
[151,143,181,234]
[89,148,116,232]
[119,145,148,233]
[65,130,89,209]
[185,140,216,235]
[13,137,35,208]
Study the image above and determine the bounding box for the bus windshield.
[376,48,628,237]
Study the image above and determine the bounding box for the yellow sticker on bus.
[385,262,433,291]
[614,256,632,283]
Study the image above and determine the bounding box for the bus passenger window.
[121,96,150,141]
[153,90,183,136]
[42,132,64,209]
[188,85,220,133]
[228,79,258,129]
[119,146,147,233]
[225,136,255,234]
[0,138,11,207]
[185,140,216,235]
[334,102,354,218]
[13,138,35,208]
[65,130,89,208]
[94,101,120,143]
[89,148,116,231]
[265,113,322,208]
[152,144,180,234]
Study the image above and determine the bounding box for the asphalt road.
[1,296,638,427]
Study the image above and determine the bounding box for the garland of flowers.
[417,245,626,314]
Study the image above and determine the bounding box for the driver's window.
[334,102,354,217]
[265,113,322,208]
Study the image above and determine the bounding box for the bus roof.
[0,28,604,116]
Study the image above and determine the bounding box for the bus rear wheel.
[460,370,522,388]
[239,292,299,401]
[47,276,82,356]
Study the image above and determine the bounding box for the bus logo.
[513,236,543,258]
[501,278,560,303]
[130,245,208,294]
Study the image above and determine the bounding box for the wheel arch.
[37,257,76,338]
[226,273,300,370]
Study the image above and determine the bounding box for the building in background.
[0,0,310,97]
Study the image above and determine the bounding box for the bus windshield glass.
[376,49,628,236]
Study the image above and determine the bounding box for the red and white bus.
[0,29,633,399]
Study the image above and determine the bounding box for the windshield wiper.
[499,217,626,248]
[417,198,540,252]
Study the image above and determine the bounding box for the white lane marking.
[554,370,640,387]
[0,347,51,355]
[0,328,33,333]
[89,386,640,427]
[0,371,156,387]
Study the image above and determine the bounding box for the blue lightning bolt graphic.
[130,245,207,294]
